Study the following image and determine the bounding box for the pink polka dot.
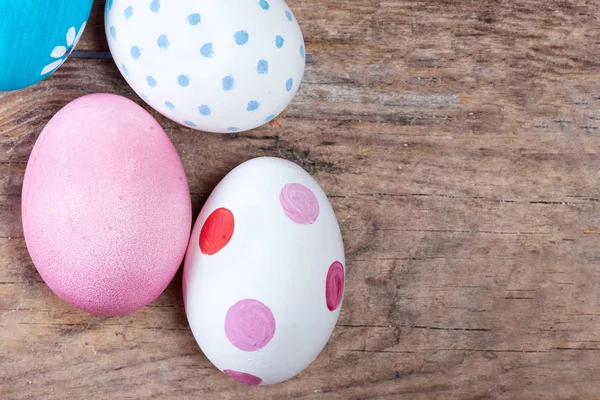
[326,261,345,311]
[225,299,276,352]
[280,183,319,224]
[224,370,262,385]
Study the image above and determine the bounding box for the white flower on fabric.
[41,22,87,75]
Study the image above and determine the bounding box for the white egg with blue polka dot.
[105,0,305,133]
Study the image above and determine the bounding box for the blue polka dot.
[275,35,284,48]
[130,46,141,60]
[110,26,116,40]
[227,127,239,132]
[124,6,133,19]
[107,0,114,11]
[265,114,276,122]
[198,105,211,116]
[184,120,196,127]
[178,75,190,87]
[247,101,260,112]
[146,75,157,87]
[150,0,160,12]
[200,43,214,58]
[157,35,169,49]
[187,13,201,25]
[300,45,305,58]
[165,101,175,110]
[140,93,149,102]
[121,64,129,76]
[235,30,249,46]
[285,10,293,21]
[286,78,293,91]
[222,76,235,91]
[259,0,270,10]
[257,59,269,74]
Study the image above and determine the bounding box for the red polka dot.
[224,369,262,385]
[199,208,234,255]
[326,261,345,311]
[225,299,276,352]
[280,183,319,224]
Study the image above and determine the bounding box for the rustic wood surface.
[2,0,600,398]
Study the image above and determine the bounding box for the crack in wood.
[553,347,600,351]
[338,324,394,329]
[351,192,599,205]
[342,349,418,354]
[356,228,549,235]
[343,348,555,354]
[0,161,26,165]
[406,325,490,332]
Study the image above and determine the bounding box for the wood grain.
[2,0,600,398]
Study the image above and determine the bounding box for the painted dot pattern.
[247,101,260,112]
[222,76,235,91]
[149,0,160,13]
[187,13,201,25]
[235,30,249,46]
[225,299,276,352]
[200,43,214,58]
[199,208,234,255]
[280,183,320,224]
[259,0,270,11]
[178,75,190,87]
[107,0,305,132]
[257,59,269,74]
[275,35,284,48]
[326,261,345,311]
[130,46,141,60]
[198,105,211,116]
[157,34,169,49]
[224,370,262,386]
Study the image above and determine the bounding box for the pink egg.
[22,93,192,316]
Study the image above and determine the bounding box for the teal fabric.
[0,0,93,92]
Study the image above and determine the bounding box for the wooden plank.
[2,0,600,398]
[77,2,109,52]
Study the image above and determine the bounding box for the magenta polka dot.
[225,299,276,352]
[326,261,345,311]
[224,369,262,385]
[280,183,319,224]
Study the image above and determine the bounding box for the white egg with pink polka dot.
[183,157,345,385]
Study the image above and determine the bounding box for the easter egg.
[105,0,305,133]
[183,157,345,385]
[0,0,93,91]
[22,94,192,316]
